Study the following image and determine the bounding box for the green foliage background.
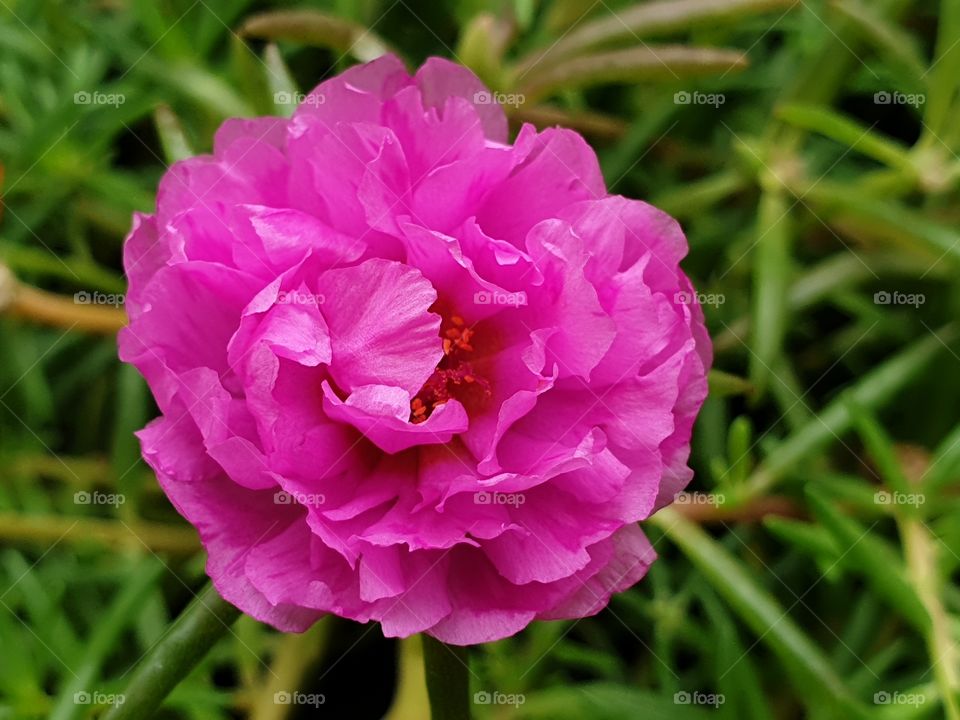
[0,1,958,718]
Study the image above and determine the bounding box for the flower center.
[410,315,492,424]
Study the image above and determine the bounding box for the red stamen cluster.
[411,315,491,423]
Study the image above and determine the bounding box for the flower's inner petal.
[319,259,443,397]
[322,382,468,453]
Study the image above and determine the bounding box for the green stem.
[422,634,471,720]
[103,583,241,720]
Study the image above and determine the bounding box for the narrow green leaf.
[110,363,150,506]
[844,396,911,495]
[455,13,511,89]
[767,356,814,432]
[707,369,753,398]
[726,416,754,484]
[698,586,775,720]
[263,44,299,118]
[750,187,791,398]
[153,105,194,164]
[802,181,960,264]
[518,46,748,103]
[743,325,957,498]
[776,104,913,171]
[516,682,714,719]
[834,593,884,672]
[715,250,939,354]
[238,10,392,63]
[600,103,676,183]
[651,170,745,219]
[229,33,274,116]
[0,550,81,667]
[921,0,960,143]
[139,60,253,119]
[806,486,930,634]
[49,560,164,720]
[831,0,927,84]
[129,0,193,63]
[649,508,871,718]
[764,516,841,559]
[517,0,796,72]
[924,423,960,494]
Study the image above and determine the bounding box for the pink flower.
[120,55,711,645]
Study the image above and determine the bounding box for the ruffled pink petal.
[293,54,411,127]
[539,523,656,620]
[241,204,367,269]
[123,213,167,316]
[476,128,605,246]
[524,219,617,380]
[156,133,289,228]
[321,382,468,453]
[138,402,322,632]
[119,261,261,411]
[414,57,508,143]
[320,259,442,396]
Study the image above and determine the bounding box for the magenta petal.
[320,259,442,396]
[414,57,508,143]
[294,54,410,127]
[373,552,454,637]
[242,205,366,268]
[525,219,617,380]
[321,382,468,453]
[139,406,322,632]
[123,213,167,316]
[476,128,605,245]
[541,524,657,620]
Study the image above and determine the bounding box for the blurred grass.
[1,0,959,718]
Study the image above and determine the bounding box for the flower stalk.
[103,584,241,720]
[422,634,471,720]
